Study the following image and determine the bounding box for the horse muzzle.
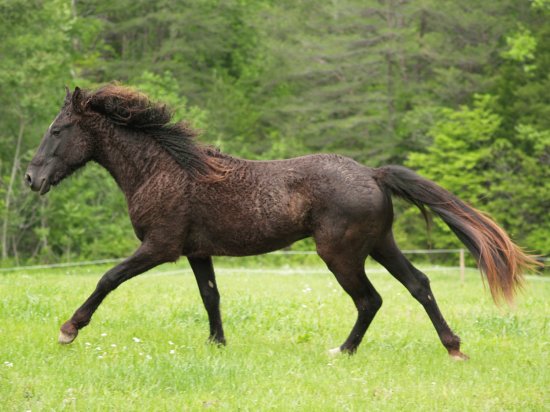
[25,165,52,195]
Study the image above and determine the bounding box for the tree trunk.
[1,118,25,259]
[71,0,79,51]
[385,0,396,136]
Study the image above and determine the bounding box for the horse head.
[25,87,95,195]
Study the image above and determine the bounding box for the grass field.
[0,261,548,411]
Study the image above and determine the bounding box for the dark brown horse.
[26,86,538,359]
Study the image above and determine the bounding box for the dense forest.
[0,0,548,265]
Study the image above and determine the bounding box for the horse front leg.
[59,242,178,344]
[188,256,226,345]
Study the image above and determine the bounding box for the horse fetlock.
[208,335,226,346]
[441,332,461,351]
[208,336,227,348]
[338,344,359,355]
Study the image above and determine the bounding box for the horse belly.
[185,197,311,257]
[184,221,309,257]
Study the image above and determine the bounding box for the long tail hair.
[375,165,540,304]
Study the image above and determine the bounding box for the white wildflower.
[132,337,141,343]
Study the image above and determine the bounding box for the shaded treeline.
[0,0,548,264]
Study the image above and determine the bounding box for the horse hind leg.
[316,242,382,355]
[371,234,468,360]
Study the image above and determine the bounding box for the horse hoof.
[58,328,78,344]
[449,350,469,361]
[328,347,341,356]
[208,336,226,347]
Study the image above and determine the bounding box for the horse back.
[184,154,389,256]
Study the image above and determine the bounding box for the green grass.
[0,262,548,411]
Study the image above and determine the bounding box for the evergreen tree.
[405,95,549,253]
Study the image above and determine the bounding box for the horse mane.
[73,84,228,181]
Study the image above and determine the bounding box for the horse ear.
[64,86,71,104]
[71,86,83,108]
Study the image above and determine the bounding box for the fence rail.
[1,249,547,276]
[0,249,468,273]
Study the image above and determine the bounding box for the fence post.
[459,249,465,284]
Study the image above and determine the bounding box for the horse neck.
[92,123,170,197]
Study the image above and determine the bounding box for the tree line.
[0,0,548,265]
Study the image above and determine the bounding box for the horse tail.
[374,165,540,305]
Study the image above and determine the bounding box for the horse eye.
[51,129,61,136]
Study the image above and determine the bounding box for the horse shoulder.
[126,169,191,241]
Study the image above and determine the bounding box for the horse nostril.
[25,173,32,186]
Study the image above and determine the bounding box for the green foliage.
[408,95,500,199]
[0,0,548,262]
[253,0,527,165]
[0,0,95,263]
[44,165,137,260]
[502,26,537,72]
[488,124,550,250]
[532,0,550,10]
[405,95,549,253]
[132,70,209,131]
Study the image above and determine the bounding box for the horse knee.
[97,275,117,292]
[357,292,382,313]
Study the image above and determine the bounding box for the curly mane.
[73,84,227,181]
